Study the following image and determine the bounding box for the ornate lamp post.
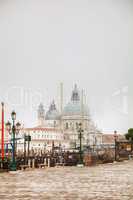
[15,122,21,154]
[6,111,21,171]
[78,123,84,165]
[114,130,118,161]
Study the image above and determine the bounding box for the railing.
[1,148,133,171]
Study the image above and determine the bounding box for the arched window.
[54,121,56,127]
[70,122,74,130]
[66,122,68,129]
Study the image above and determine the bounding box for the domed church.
[36,84,102,150]
[60,84,102,149]
[17,84,102,152]
[62,84,90,129]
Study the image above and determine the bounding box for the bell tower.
[71,84,80,102]
[38,103,45,126]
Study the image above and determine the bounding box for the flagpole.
[1,102,4,160]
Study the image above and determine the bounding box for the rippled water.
[0,161,133,200]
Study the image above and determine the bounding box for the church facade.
[61,85,102,149]
[18,84,102,152]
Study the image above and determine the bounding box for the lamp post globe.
[11,111,16,121]
[114,130,117,137]
[16,122,21,134]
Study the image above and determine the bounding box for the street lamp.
[15,122,21,155]
[114,130,118,161]
[16,122,21,133]
[11,110,16,121]
[6,111,21,171]
[78,123,84,165]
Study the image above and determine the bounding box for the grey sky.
[0,0,131,133]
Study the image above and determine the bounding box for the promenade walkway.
[0,161,133,200]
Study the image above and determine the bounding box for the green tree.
[125,128,133,142]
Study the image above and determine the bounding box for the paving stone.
[0,161,133,200]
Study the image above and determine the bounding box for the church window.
[66,122,68,129]
[70,122,74,130]
[54,121,56,127]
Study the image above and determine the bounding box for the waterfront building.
[2,84,102,153]
[17,101,63,152]
[17,127,63,153]
[17,84,102,152]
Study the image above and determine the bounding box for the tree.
[125,128,133,142]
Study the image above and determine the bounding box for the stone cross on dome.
[71,84,80,102]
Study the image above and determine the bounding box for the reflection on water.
[0,162,133,200]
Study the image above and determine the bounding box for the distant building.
[38,103,45,127]
[17,127,63,152]
[61,84,102,149]
[14,84,103,151]
[102,134,126,148]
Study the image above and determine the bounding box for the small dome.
[38,103,45,119]
[45,101,60,120]
[62,84,89,116]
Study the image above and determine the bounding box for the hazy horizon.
[0,0,131,133]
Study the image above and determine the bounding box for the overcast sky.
[0,0,132,133]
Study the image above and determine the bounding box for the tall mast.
[81,89,84,129]
[1,102,4,160]
[60,82,63,130]
[60,82,63,114]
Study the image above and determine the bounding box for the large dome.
[63,101,89,116]
[45,101,60,120]
[62,84,90,117]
